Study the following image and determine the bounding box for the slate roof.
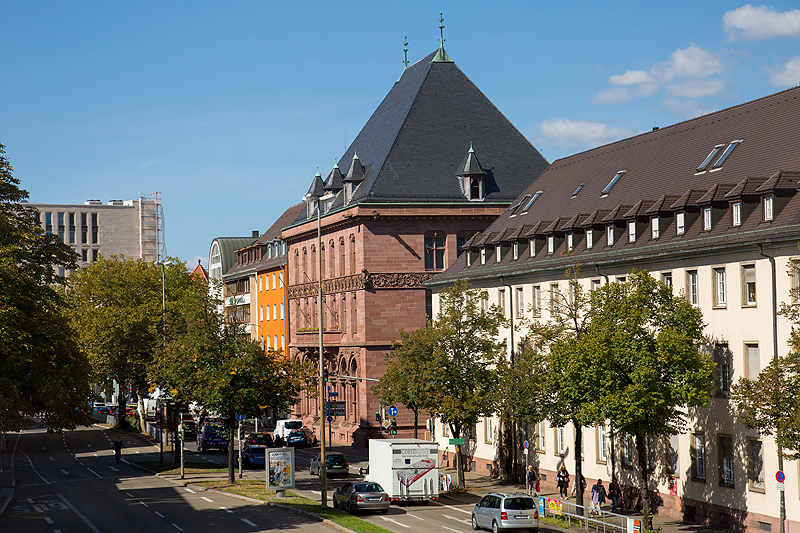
[430,85,800,284]
[211,237,256,279]
[293,50,549,224]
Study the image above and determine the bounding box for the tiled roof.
[430,85,800,284]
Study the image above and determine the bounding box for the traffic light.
[390,418,397,435]
[375,412,381,422]
[323,368,329,382]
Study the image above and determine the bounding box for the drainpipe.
[595,265,616,482]
[500,275,517,482]
[759,244,784,533]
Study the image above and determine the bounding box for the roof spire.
[431,12,453,63]
[403,36,409,69]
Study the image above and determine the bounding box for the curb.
[0,432,20,519]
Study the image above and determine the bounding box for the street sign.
[235,413,246,421]
[328,392,339,397]
[776,470,785,483]
[382,419,391,429]
[325,401,345,416]
[449,438,465,445]
[327,416,333,422]
[387,406,398,417]
[778,482,785,491]
[523,440,529,449]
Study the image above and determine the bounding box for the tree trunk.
[574,423,585,509]
[136,391,147,433]
[413,407,419,439]
[227,415,236,484]
[635,434,651,530]
[117,380,127,428]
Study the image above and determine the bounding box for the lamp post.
[303,173,334,509]
[155,260,173,464]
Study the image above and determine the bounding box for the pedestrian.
[556,465,569,499]
[112,436,124,464]
[590,478,607,514]
[571,474,586,497]
[608,477,622,514]
[526,466,539,497]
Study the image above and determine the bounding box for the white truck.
[365,439,439,502]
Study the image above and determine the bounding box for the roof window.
[601,171,625,196]
[697,144,724,172]
[571,183,585,197]
[509,195,530,217]
[522,191,543,212]
[712,140,742,169]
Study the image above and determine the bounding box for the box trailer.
[365,439,439,502]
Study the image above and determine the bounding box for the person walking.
[590,478,607,514]
[112,436,124,464]
[608,477,622,514]
[556,465,569,499]
[526,466,539,497]
[572,474,586,497]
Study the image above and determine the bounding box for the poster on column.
[268,447,295,490]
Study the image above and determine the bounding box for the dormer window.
[732,202,742,226]
[513,242,519,260]
[458,143,487,201]
[481,247,487,265]
[764,196,774,221]
[529,238,535,257]
[470,179,483,200]
[606,224,615,246]
[547,235,554,254]
[585,229,593,249]
[496,244,502,262]
[703,207,712,231]
[466,251,472,266]
[676,212,686,236]
[628,221,636,243]
[651,216,660,239]
[567,233,573,252]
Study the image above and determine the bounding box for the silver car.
[309,452,350,478]
[332,482,390,514]
[472,493,539,533]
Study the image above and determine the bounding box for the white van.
[274,419,304,441]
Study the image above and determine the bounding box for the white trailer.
[365,438,439,502]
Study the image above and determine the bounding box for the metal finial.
[403,36,409,68]
[439,12,445,48]
[469,141,474,153]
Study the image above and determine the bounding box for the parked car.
[182,420,198,439]
[245,432,273,447]
[471,493,539,533]
[273,419,304,441]
[240,445,267,468]
[310,452,349,478]
[197,423,228,452]
[333,482,390,514]
[286,427,317,447]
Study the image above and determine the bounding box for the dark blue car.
[197,423,228,452]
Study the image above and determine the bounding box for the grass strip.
[195,479,393,533]
[136,461,227,474]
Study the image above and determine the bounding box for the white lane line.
[201,496,213,503]
[109,466,118,472]
[407,513,425,520]
[49,456,55,461]
[381,516,411,528]
[27,498,34,503]
[220,506,233,513]
[241,518,257,527]
[172,524,184,531]
[122,458,131,464]
[126,493,134,498]
[44,517,54,523]
[19,451,49,485]
[155,511,164,518]
[432,501,472,514]
[55,530,62,533]
[61,470,69,475]
[86,444,91,447]
[441,527,461,533]
[184,488,195,493]
[86,468,102,478]
[140,501,149,508]
[57,493,101,533]
[443,514,471,525]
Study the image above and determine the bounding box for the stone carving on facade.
[288,271,433,299]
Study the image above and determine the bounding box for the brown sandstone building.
[281,44,549,445]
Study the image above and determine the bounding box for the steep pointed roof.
[292,50,549,224]
[456,143,487,177]
[306,172,325,198]
[324,164,344,192]
[343,153,365,183]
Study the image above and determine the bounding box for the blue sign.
[327,416,333,422]
[328,392,339,397]
[387,406,399,417]
[523,440,529,449]
[235,413,246,421]
[777,470,785,483]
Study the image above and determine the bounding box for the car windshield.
[285,421,302,429]
[354,483,383,493]
[250,434,271,444]
[503,497,535,510]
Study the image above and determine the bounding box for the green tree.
[589,270,713,528]
[397,279,506,489]
[153,287,312,482]
[503,265,595,508]
[374,325,437,438]
[0,143,92,431]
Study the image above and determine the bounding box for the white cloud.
[537,118,635,148]
[666,79,726,98]
[768,56,800,86]
[723,4,800,41]
[660,44,723,79]
[593,84,658,104]
[609,70,654,86]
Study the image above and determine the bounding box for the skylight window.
[697,144,724,172]
[572,183,585,197]
[509,195,530,216]
[712,140,742,168]
[601,171,625,196]
[522,191,543,212]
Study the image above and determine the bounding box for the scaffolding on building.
[138,191,164,263]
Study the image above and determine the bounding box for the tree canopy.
[0,143,92,431]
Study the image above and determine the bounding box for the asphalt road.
[1,424,323,533]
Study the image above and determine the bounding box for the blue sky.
[3,1,800,267]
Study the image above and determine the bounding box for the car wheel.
[472,515,480,530]
[347,501,355,514]
[332,497,338,509]
[492,521,499,533]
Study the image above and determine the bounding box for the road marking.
[44,517,54,523]
[381,516,411,528]
[155,511,164,518]
[122,458,130,464]
[55,530,62,533]
[33,504,47,513]
[407,513,425,520]
[49,456,55,461]
[184,488,195,493]
[61,470,69,475]
[140,501,149,508]
[27,498,34,504]
[432,502,472,514]
[57,493,101,533]
[126,493,134,498]
[19,451,49,485]
[441,527,461,533]
[110,466,118,472]
[201,496,213,503]
[172,524,184,531]
[241,518,257,526]
[86,468,102,478]
[220,506,233,513]
[87,444,91,447]
[444,514,471,524]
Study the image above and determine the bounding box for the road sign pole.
[180,412,185,480]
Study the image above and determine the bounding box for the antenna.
[403,36,409,68]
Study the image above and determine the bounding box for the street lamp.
[155,259,173,464]
[303,173,335,509]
